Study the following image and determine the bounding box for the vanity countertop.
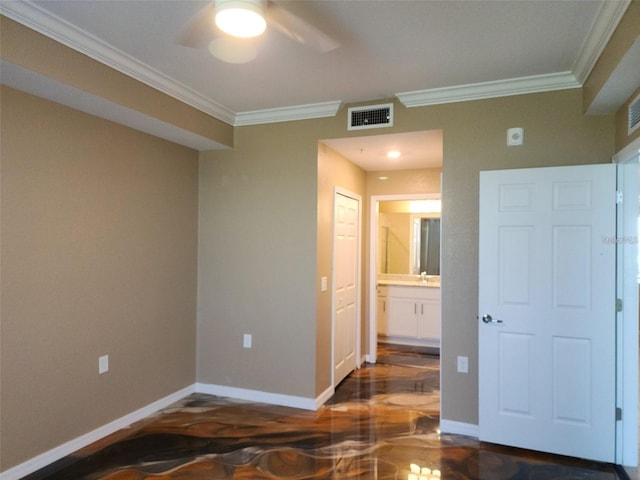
[377,274,440,288]
[378,280,440,288]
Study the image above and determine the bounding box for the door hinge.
[616,298,623,312]
[616,407,623,421]
[616,190,623,204]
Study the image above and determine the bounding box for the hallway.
[24,348,621,479]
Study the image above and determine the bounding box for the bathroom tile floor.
[24,345,622,479]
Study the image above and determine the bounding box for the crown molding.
[234,100,342,126]
[572,0,631,84]
[396,72,581,108]
[1,0,629,124]
[0,0,236,125]
[396,0,630,109]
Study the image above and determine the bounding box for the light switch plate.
[321,276,328,292]
[99,354,109,374]
[243,334,252,349]
[457,355,469,374]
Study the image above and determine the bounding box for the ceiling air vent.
[629,92,640,136]
[348,103,393,131]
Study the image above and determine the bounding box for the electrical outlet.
[457,355,469,374]
[243,334,252,349]
[99,354,109,374]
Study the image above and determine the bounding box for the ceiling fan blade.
[177,2,217,49]
[267,1,340,53]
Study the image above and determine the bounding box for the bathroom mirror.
[410,216,440,275]
[378,199,440,275]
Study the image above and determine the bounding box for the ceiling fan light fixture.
[215,0,267,38]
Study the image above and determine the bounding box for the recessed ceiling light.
[387,150,401,159]
[378,176,389,180]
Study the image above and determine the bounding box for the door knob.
[482,314,503,324]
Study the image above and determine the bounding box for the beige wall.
[0,16,233,148]
[379,212,412,274]
[1,10,628,473]
[400,92,614,424]
[197,122,335,398]
[316,143,367,394]
[367,167,442,197]
[197,90,614,425]
[0,86,199,470]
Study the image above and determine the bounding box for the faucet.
[421,272,427,283]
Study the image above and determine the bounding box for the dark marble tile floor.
[23,345,621,479]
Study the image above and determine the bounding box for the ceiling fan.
[178,0,340,63]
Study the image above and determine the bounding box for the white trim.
[1,0,628,126]
[0,0,343,127]
[613,136,640,165]
[315,385,335,408]
[0,385,195,480]
[234,101,342,126]
[396,72,580,108]
[439,419,479,438]
[331,188,363,388]
[572,0,631,84]
[613,136,640,467]
[0,382,335,480]
[195,383,330,411]
[0,0,236,125]
[395,0,629,110]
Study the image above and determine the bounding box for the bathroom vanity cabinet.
[379,285,440,348]
[376,285,388,335]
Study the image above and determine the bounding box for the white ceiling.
[323,130,443,171]
[0,0,635,168]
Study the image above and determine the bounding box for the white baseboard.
[196,383,333,411]
[0,384,195,480]
[439,418,479,438]
[1,383,337,480]
[315,385,335,408]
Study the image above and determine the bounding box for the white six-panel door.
[333,192,359,386]
[479,164,616,462]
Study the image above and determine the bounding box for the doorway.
[321,129,443,383]
[367,193,442,364]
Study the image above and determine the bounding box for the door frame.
[332,187,363,388]
[613,137,640,467]
[367,193,440,363]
